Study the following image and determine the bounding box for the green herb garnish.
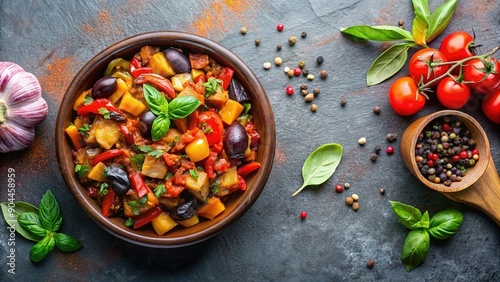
[127,196,148,216]
[203,77,222,98]
[77,124,91,136]
[154,184,166,198]
[99,183,109,196]
[98,107,111,119]
[74,164,89,178]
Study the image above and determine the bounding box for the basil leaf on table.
[1,201,42,242]
[54,233,84,252]
[38,190,62,232]
[340,25,414,41]
[389,201,424,229]
[411,0,430,47]
[292,143,342,197]
[366,42,415,86]
[426,0,458,42]
[17,212,47,239]
[428,208,463,239]
[402,229,430,272]
[168,96,201,119]
[30,234,56,263]
[143,83,168,117]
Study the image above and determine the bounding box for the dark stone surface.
[1,0,499,281]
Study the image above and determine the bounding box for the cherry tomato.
[436,76,471,109]
[408,48,450,86]
[463,57,500,95]
[482,89,500,124]
[197,111,224,146]
[439,31,476,62]
[388,77,426,116]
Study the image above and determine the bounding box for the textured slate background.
[1,0,499,281]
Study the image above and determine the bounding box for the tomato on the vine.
[463,57,500,95]
[388,76,426,116]
[482,89,500,124]
[409,48,450,86]
[436,76,471,109]
[439,31,476,62]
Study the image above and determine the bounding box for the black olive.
[172,199,198,220]
[228,77,251,103]
[92,77,117,99]
[105,164,130,196]
[224,122,249,159]
[138,111,157,138]
[164,48,191,73]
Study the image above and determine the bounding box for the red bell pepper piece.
[130,57,141,70]
[238,175,247,191]
[130,172,149,198]
[92,148,125,166]
[217,67,234,90]
[118,124,134,145]
[197,111,223,146]
[77,98,126,122]
[101,189,116,218]
[133,205,162,229]
[193,73,206,84]
[187,111,199,130]
[237,161,261,177]
[131,67,153,78]
[166,182,185,198]
[134,73,176,99]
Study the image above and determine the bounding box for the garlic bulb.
[0,62,48,152]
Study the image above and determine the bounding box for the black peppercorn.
[316,56,324,64]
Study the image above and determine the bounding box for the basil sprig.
[143,84,201,141]
[1,190,83,263]
[292,143,343,196]
[341,0,458,85]
[389,201,463,272]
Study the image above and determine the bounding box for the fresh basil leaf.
[367,43,414,86]
[340,25,414,41]
[151,115,171,141]
[402,229,430,272]
[54,232,83,252]
[168,96,201,120]
[412,0,430,19]
[292,143,343,196]
[17,212,47,239]
[30,234,56,263]
[39,190,63,232]
[426,0,458,42]
[143,84,168,117]
[1,201,41,242]
[428,208,463,239]
[411,0,430,46]
[389,201,423,229]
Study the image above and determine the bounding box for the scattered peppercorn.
[340,97,347,107]
[374,145,381,155]
[352,194,359,201]
[320,69,328,79]
[298,61,305,68]
[335,184,344,193]
[255,39,261,46]
[301,89,308,96]
[344,182,350,189]
[240,27,247,34]
[301,31,307,38]
[300,84,308,91]
[294,67,302,76]
[358,137,367,146]
[288,36,297,46]
[345,196,354,206]
[284,67,290,73]
[386,133,398,142]
[352,202,360,211]
[277,44,282,51]
[398,20,404,28]
[380,188,385,195]
[263,62,272,70]
[317,56,324,64]
[367,259,375,269]
[305,93,314,102]
[287,69,295,77]
[302,69,309,77]
[286,86,294,96]
[373,105,381,114]
[300,211,307,219]
[274,57,283,66]
[310,104,318,112]
[386,145,394,155]
[313,87,320,96]
[307,74,315,81]
[277,23,284,32]
[370,153,378,162]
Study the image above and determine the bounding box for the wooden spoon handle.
[442,156,500,226]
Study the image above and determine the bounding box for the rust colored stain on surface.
[188,0,261,39]
[38,56,80,101]
[273,141,287,164]
[81,8,123,38]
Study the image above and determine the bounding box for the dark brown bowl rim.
[55,31,276,247]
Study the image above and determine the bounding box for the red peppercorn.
[286,85,294,95]
[300,211,307,219]
[427,159,435,167]
[431,153,439,161]
[277,23,284,31]
[451,154,460,163]
[471,149,479,156]
[442,123,451,132]
[386,145,394,155]
[459,150,469,159]
[335,184,344,193]
[294,67,302,76]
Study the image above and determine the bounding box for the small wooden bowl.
[55,31,276,247]
[401,110,500,225]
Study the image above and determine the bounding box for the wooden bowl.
[55,31,276,247]
[401,110,500,225]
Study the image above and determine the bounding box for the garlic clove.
[0,121,35,152]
